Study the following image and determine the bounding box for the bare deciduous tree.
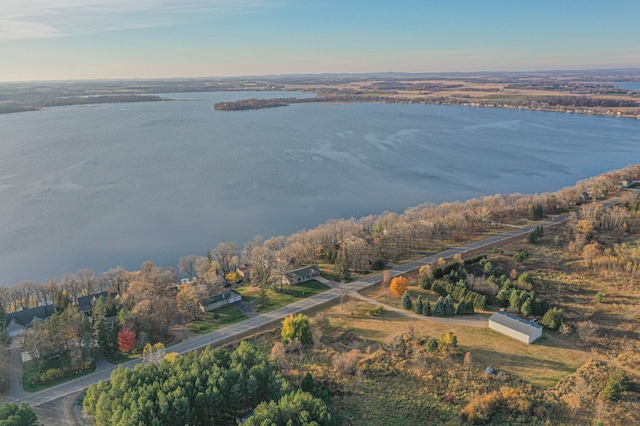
[212,242,239,274]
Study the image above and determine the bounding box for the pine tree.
[434,297,446,317]
[465,295,475,314]
[422,300,432,316]
[401,291,412,310]
[456,300,467,315]
[520,298,533,316]
[0,302,8,343]
[444,294,456,317]
[335,246,351,280]
[414,295,424,314]
[425,338,439,353]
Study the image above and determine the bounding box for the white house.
[488,311,543,344]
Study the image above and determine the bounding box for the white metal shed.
[488,311,543,344]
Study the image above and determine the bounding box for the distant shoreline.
[214,94,640,119]
[0,94,171,115]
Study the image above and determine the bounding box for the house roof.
[489,311,542,336]
[201,290,242,305]
[285,265,320,280]
[5,304,56,327]
[76,291,114,313]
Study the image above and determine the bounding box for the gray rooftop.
[489,311,542,336]
[286,265,320,279]
[6,304,56,327]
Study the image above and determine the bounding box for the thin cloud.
[0,0,283,42]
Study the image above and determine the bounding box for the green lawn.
[187,305,247,334]
[106,351,142,364]
[237,280,331,313]
[23,359,96,392]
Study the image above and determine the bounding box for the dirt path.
[33,392,82,426]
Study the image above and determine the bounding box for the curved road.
[4,215,567,407]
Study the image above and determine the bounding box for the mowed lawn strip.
[187,305,247,334]
[237,280,331,313]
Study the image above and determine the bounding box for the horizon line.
[2,67,640,85]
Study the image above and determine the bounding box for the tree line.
[3,164,639,309]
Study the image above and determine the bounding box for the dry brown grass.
[314,299,590,388]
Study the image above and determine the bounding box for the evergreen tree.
[520,298,533,316]
[422,300,432,316]
[540,307,563,331]
[413,295,424,314]
[401,291,412,310]
[246,390,334,426]
[0,403,38,426]
[257,280,270,310]
[456,300,467,315]
[529,202,544,220]
[334,246,351,280]
[300,373,315,393]
[444,294,456,317]
[434,297,446,317]
[509,289,522,312]
[425,338,439,353]
[0,302,8,343]
[465,296,475,314]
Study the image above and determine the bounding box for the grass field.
[319,300,590,388]
[186,305,247,334]
[237,280,331,313]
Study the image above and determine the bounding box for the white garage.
[488,311,543,344]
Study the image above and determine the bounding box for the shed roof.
[489,311,542,336]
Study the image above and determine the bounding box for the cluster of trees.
[431,280,486,311]
[39,95,168,108]
[84,341,292,425]
[23,304,93,384]
[419,257,488,310]
[0,403,38,426]
[85,315,334,426]
[5,164,638,303]
[494,275,550,318]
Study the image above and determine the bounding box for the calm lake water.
[1,91,639,285]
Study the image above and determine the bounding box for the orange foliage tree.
[389,276,408,296]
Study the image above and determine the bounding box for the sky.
[0,0,639,82]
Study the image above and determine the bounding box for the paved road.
[4,214,567,407]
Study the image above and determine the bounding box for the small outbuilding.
[488,311,543,344]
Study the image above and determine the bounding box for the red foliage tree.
[117,328,137,353]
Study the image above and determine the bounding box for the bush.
[513,250,529,263]
[425,338,439,353]
[368,305,384,316]
[540,307,563,331]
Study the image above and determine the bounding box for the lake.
[1,91,639,285]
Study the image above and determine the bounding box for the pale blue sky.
[1,0,638,81]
